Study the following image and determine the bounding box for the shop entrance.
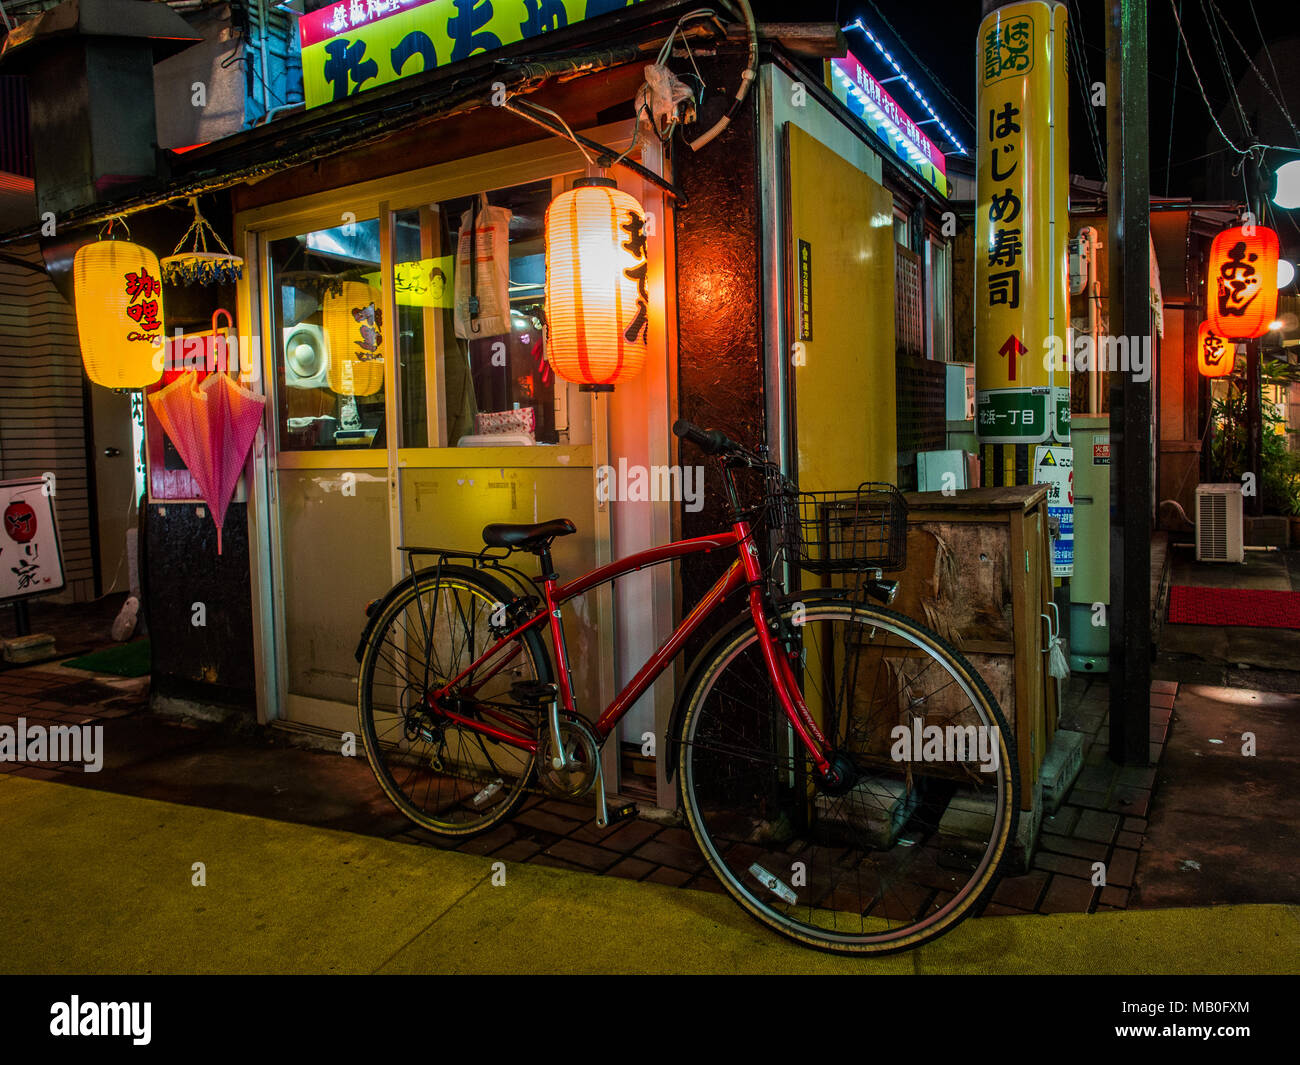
[237,130,674,806]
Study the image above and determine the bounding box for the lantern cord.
[503,97,686,202]
[98,215,132,241]
[684,0,757,152]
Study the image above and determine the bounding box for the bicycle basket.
[784,483,908,573]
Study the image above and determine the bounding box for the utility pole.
[1106,0,1152,765]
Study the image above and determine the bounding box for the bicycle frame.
[424,512,834,777]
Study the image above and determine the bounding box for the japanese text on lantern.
[351,300,383,360]
[621,209,648,345]
[124,267,162,341]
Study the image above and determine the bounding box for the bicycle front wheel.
[357,565,549,837]
[677,598,1018,954]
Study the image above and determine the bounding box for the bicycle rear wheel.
[677,598,1018,954]
[357,565,550,836]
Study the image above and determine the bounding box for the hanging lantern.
[1196,321,1234,378]
[544,177,650,389]
[322,281,385,396]
[1207,224,1279,339]
[73,232,166,390]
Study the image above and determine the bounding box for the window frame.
[236,119,642,470]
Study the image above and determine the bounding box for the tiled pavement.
[0,659,1174,916]
[387,673,1178,916]
[988,675,1175,917]
[0,667,148,781]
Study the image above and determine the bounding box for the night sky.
[753,0,1300,202]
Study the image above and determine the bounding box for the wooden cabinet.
[895,485,1058,812]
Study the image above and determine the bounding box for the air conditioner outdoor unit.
[1195,483,1245,563]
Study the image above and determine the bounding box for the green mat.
[62,640,151,678]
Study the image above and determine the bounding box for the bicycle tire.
[676,597,1018,955]
[357,564,551,836]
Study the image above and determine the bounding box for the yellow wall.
[787,123,897,490]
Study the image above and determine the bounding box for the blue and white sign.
[1033,445,1073,578]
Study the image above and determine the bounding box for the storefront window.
[392,178,563,448]
[268,219,387,452]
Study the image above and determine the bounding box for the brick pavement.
[0,659,1174,917]
[989,675,1174,917]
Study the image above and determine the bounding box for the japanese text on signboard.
[299,0,648,109]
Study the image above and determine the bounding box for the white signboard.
[1033,445,1073,578]
[0,477,66,602]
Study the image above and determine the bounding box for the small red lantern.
[1196,322,1234,378]
[3,500,37,544]
[1207,224,1279,339]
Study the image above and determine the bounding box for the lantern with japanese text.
[1207,225,1279,339]
[322,281,385,396]
[1196,321,1234,378]
[544,177,649,389]
[73,237,166,389]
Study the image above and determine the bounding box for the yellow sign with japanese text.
[299,0,647,110]
[975,1,1069,444]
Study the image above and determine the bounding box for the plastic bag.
[638,62,695,137]
[454,195,512,339]
[1048,634,1070,681]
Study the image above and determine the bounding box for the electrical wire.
[503,97,598,166]
[864,0,974,128]
[1246,0,1286,110]
[1200,0,1253,146]
[684,0,756,151]
[1067,0,1106,175]
[1165,0,1182,196]
[1169,0,1249,157]
[1206,0,1299,144]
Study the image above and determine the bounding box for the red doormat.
[1167,586,1300,628]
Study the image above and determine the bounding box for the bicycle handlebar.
[672,418,744,457]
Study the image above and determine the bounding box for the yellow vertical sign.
[975,1,1069,445]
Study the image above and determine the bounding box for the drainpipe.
[258,0,271,121]
[1077,225,1102,414]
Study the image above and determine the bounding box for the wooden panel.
[0,241,95,596]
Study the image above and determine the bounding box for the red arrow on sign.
[998,334,1028,381]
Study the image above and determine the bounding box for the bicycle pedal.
[603,802,639,826]
[509,680,558,705]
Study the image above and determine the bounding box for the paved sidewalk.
[0,774,1294,975]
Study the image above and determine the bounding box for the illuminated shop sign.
[826,52,947,195]
[299,0,648,110]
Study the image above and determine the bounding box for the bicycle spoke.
[358,569,545,836]
[679,601,1016,953]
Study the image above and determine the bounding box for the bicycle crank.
[537,716,600,799]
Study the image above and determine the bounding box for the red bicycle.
[356,420,1018,954]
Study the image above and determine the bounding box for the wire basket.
[770,482,908,574]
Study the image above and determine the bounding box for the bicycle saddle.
[482,519,577,550]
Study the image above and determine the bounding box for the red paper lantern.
[1196,321,1234,378]
[1207,225,1279,339]
[3,500,37,544]
[544,177,650,388]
